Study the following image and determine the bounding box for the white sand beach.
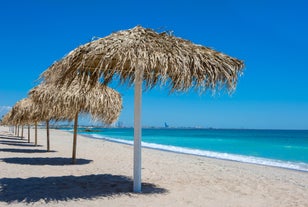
[0,126,307,207]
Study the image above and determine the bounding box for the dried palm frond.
[41,25,244,93]
[29,77,122,124]
[1,110,13,125]
[5,98,55,125]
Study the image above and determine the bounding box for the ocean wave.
[85,133,308,172]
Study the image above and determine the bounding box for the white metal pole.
[35,122,38,146]
[27,125,30,143]
[133,69,143,193]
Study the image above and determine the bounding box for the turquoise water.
[71,128,308,172]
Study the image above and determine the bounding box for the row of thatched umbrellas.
[2,26,244,192]
[2,78,122,163]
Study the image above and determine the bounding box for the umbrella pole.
[21,125,24,139]
[72,113,78,164]
[35,122,38,146]
[46,120,50,152]
[133,69,143,193]
[27,124,30,143]
[17,125,20,137]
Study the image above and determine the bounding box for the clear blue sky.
[0,0,308,129]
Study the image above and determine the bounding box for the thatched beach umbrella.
[1,111,14,134]
[2,111,13,128]
[4,99,30,142]
[7,98,48,144]
[42,26,244,192]
[29,77,122,163]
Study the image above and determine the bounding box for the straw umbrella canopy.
[5,98,57,144]
[1,111,15,135]
[4,98,38,127]
[29,77,122,163]
[1,110,19,135]
[42,26,244,91]
[1,110,14,127]
[2,109,20,136]
[2,110,11,125]
[41,25,245,192]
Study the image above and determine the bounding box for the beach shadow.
[0,140,28,144]
[0,141,43,147]
[0,148,56,153]
[0,174,167,203]
[0,135,25,141]
[1,157,92,166]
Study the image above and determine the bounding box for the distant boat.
[164,122,169,128]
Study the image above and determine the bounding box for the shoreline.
[1,126,308,206]
[75,131,308,173]
[53,126,308,131]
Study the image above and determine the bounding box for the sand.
[0,126,307,207]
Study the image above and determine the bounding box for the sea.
[66,128,308,172]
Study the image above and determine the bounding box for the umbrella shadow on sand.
[0,174,167,203]
[0,140,28,144]
[0,135,25,141]
[1,157,92,165]
[0,148,56,153]
[0,140,43,147]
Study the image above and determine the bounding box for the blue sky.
[0,0,308,129]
